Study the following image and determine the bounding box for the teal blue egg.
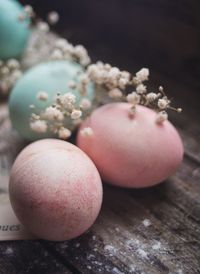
[9,60,95,140]
[0,0,30,60]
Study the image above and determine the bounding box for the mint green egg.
[9,60,94,140]
[0,0,30,60]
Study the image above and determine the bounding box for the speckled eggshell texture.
[9,60,94,140]
[77,103,184,188]
[0,0,30,60]
[9,139,103,241]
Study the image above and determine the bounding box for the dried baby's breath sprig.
[47,11,60,25]
[30,90,93,140]
[30,63,182,139]
[86,62,130,90]
[58,127,71,139]
[7,4,90,77]
[80,127,94,137]
[0,59,22,95]
[30,120,47,133]
[24,6,181,137]
[85,62,182,124]
[156,111,168,124]
[20,7,66,70]
[50,39,91,67]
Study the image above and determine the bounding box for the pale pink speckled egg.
[77,103,184,188]
[9,139,103,241]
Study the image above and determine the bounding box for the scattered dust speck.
[142,219,151,227]
[60,243,68,249]
[152,241,161,250]
[126,238,140,248]
[87,254,95,260]
[75,243,80,248]
[92,235,96,240]
[115,227,120,232]
[137,248,148,259]
[104,245,117,255]
[177,270,184,274]
[94,261,102,266]
[87,265,92,270]
[5,247,13,255]
[112,267,125,274]
[129,264,135,272]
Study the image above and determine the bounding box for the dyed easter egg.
[9,60,94,140]
[9,139,103,241]
[0,0,30,60]
[77,103,184,188]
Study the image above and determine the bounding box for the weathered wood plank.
[0,65,200,273]
[0,240,73,274]
[45,160,200,274]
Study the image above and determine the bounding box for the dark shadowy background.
[21,0,200,94]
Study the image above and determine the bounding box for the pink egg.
[9,139,103,241]
[77,103,184,188]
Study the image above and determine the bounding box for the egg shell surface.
[9,139,103,241]
[77,103,184,188]
[9,60,94,140]
[0,0,30,60]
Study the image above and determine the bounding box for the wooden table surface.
[1,1,200,273]
[0,69,200,274]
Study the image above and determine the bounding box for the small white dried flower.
[126,92,140,105]
[80,127,94,137]
[68,80,76,89]
[121,71,130,80]
[24,5,34,17]
[44,106,64,121]
[54,38,69,51]
[158,98,169,109]
[71,109,82,120]
[136,84,147,94]
[60,93,76,109]
[80,98,92,110]
[80,74,90,85]
[58,127,71,139]
[37,22,49,33]
[108,88,123,99]
[146,92,157,102]
[51,49,63,60]
[7,59,20,69]
[37,91,48,101]
[118,78,128,89]
[136,68,149,82]
[156,111,168,124]
[108,67,120,79]
[30,120,47,133]
[177,108,182,113]
[48,11,59,25]
[74,45,91,66]
[11,70,22,81]
[1,67,9,75]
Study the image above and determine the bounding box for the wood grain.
[0,70,200,274]
[1,0,200,271]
